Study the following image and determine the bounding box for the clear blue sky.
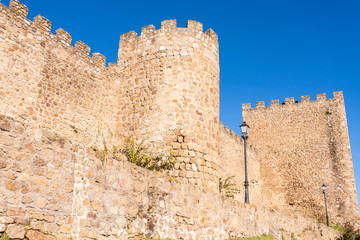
[5,0,360,210]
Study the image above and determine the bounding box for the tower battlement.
[117,19,219,70]
[119,19,218,46]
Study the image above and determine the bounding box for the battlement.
[119,19,218,46]
[117,19,219,69]
[1,0,357,234]
[8,0,28,18]
[220,122,242,142]
[2,1,218,70]
[219,122,258,152]
[0,0,110,68]
[242,91,344,110]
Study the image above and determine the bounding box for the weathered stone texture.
[0,0,121,154]
[6,223,25,238]
[117,19,220,190]
[0,0,358,239]
[243,92,359,224]
[0,117,341,239]
[0,116,74,238]
[0,0,219,191]
[219,123,262,206]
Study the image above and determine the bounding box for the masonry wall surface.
[242,92,359,224]
[0,0,358,238]
[0,115,341,240]
[0,0,221,190]
[0,0,123,150]
[218,123,262,206]
[117,20,220,190]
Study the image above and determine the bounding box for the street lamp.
[240,122,250,204]
[322,184,330,226]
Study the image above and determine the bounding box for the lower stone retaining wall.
[0,115,341,239]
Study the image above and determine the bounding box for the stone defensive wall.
[0,0,356,239]
[0,115,341,239]
[0,0,121,149]
[242,91,359,224]
[0,0,220,190]
[218,122,262,206]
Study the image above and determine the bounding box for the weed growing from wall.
[122,138,175,171]
[0,232,10,240]
[336,223,360,240]
[323,222,345,233]
[219,176,240,198]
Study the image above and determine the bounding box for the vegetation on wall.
[0,232,10,240]
[227,234,276,240]
[122,138,175,171]
[336,223,360,240]
[90,136,175,170]
[219,176,240,198]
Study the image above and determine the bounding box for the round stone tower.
[117,20,220,190]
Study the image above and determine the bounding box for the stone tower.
[116,20,220,190]
[242,92,359,223]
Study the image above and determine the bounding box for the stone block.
[9,0,29,18]
[26,230,55,240]
[5,181,16,191]
[59,224,71,234]
[7,208,25,217]
[14,217,29,225]
[79,228,87,237]
[0,216,14,224]
[34,196,48,208]
[91,201,100,210]
[6,224,25,239]
[33,15,52,32]
[0,224,5,232]
[55,235,69,240]
[55,28,72,44]
[44,222,58,233]
[26,208,44,220]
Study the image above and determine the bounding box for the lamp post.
[322,184,330,226]
[240,122,250,204]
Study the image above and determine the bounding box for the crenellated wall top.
[1,0,117,69]
[219,122,257,151]
[119,19,218,47]
[2,1,218,70]
[242,91,344,110]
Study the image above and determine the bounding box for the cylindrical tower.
[117,20,220,190]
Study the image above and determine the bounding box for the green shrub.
[336,222,360,240]
[219,176,240,198]
[1,232,10,240]
[122,138,175,171]
[326,222,345,233]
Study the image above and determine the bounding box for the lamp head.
[322,184,326,192]
[240,122,250,136]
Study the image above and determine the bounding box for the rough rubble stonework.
[242,93,359,224]
[0,115,342,240]
[0,0,358,239]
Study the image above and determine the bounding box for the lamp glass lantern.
[322,184,326,192]
[240,122,250,136]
